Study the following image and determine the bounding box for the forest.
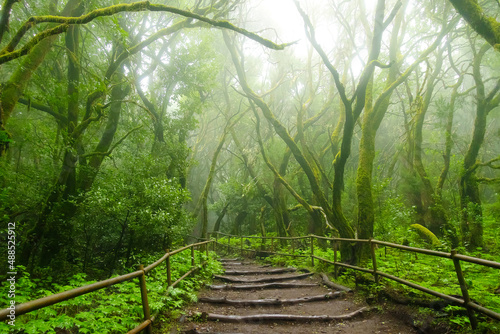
[1,0,500,332]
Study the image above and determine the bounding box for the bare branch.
[476,177,500,184]
[17,97,67,124]
[294,0,350,108]
[382,0,402,30]
[81,125,142,158]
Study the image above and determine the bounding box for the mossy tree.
[355,1,461,255]
[221,0,401,264]
[460,40,500,249]
[0,0,291,270]
[294,0,400,263]
[0,0,290,157]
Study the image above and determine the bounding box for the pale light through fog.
[247,0,381,76]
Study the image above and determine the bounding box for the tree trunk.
[79,71,129,191]
[412,50,447,236]
[37,22,82,267]
[460,43,500,249]
[460,99,488,248]
[213,202,230,233]
[272,180,290,238]
[196,127,229,239]
[355,1,406,259]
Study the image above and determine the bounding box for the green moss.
[450,0,500,48]
[410,223,441,247]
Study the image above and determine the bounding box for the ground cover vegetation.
[1,0,500,332]
[0,250,223,333]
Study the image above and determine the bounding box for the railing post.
[206,241,209,258]
[191,245,195,267]
[370,239,379,284]
[333,240,338,279]
[240,235,243,257]
[451,250,478,329]
[292,238,295,255]
[214,233,218,252]
[271,237,274,253]
[310,236,314,267]
[207,233,211,253]
[227,235,231,254]
[166,252,172,287]
[138,264,153,334]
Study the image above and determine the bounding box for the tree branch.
[0,23,69,65]
[223,30,332,219]
[0,0,20,44]
[252,103,315,215]
[17,97,67,124]
[476,177,500,184]
[448,0,500,50]
[294,0,350,109]
[1,1,293,65]
[474,156,500,171]
[81,125,142,158]
[382,0,402,30]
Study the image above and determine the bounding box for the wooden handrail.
[371,240,452,258]
[212,231,500,328]
[0,240,214,333]
[0,270,143,320]
[144,240,211,273]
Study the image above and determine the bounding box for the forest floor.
[168,259,422,334]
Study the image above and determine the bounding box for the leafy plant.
[0,250,222,333]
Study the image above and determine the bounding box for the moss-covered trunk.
[79,71,129,192]
[460,97,488,249]
[355,1,405,255]
[411,50,448,237]
[460,43,500,249]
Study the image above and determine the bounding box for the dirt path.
[175,259,419,334]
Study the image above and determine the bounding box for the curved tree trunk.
[213,202,230,233]
[460,43,500,249]
[356,1,406,256]
[223,32,355,262]
[195,126,230,239]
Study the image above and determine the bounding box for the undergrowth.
[0,250,223,333]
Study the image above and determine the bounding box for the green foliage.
[0,250,222,333]
[70,152,194,276]
[211,176,269,235]
[372,177,417,243]
[0,130,11,145]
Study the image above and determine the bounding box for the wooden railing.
[211,232,500,329]
[0,240,213,333]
